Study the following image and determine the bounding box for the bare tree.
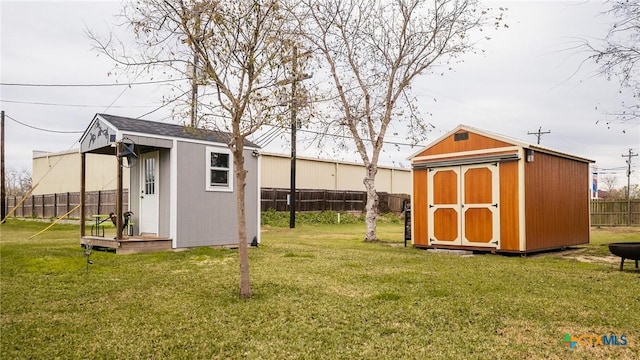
[602,175,618,193]
[604,184,640,199]
[91,0,302,298]
[583,0,640,125]
[5,167,32,197]
[299,0,505,241]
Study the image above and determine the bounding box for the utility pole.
[289,46,298,229]
[527,126,551,145]
[190,53,199,127]
[189,11,201,127]
[622,148,637,226]
[1,110,5,223]
[279,46,311,229]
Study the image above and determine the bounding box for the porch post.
[116,143,123,240]
[80,152,86,237]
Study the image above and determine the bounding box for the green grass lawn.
[1,219,639,359]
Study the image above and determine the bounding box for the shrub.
[260,210,405,226]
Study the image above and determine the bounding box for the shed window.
[206,147,233,192]
[144,157,156,195]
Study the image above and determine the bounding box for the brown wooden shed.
[409,125,594,254]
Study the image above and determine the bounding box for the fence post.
[344,191,347,211]
[323,190,327,211]
[273,188,277,211]
[66,192,70,218]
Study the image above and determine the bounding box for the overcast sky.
[1,0,639,189]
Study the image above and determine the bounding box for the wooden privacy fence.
[590,199,640,226]
[260,188,410,213]
[4,190,129,220]
[4,190,637,225]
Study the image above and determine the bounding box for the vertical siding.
[243,150,259,243]
[32,151,410,196]
[259,153,411,193]
[296,160,337,190]
[260,155,295,188]
[498,161,520,251]
[390,168,412,194]
[375,168,392,193]
[175,141,258,247]
[412,169,428,246]
[158,149,171,237]
[335,163,366,190]
[33,152,130,195]
[524,152,590,250]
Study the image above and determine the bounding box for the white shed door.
[428,163,500,248]
[427,166,462,245]
[139,151,159,235]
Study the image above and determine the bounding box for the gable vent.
[454,132,469,141]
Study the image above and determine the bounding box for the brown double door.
[427,164,500,248]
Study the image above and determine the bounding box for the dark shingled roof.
[98,113,259,148]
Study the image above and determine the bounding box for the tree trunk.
[234,148,251,298]
[363,163,378,242]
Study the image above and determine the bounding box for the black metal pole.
[289,46,298,229]
[80,153,86,237]
[1,110,5,223]
[116,143,123,240]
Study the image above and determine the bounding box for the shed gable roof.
[95,113,259,148]
[408,124,593,163]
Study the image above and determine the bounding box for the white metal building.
[32,150,411,195]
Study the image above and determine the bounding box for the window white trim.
[205,146,233,192]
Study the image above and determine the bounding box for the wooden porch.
[79,120,170,254]
[81,235,172,255]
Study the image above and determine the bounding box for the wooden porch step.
[81,236,172,254]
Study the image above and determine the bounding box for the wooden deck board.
[81,236,172,254]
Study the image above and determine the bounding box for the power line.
[135,89,190,119]
[0,99,154,108]
[103,70,146,113]
[6,115,83,134]
[0,78,187,87]
[261,127,286,147]
[298,127,425,148]
[255,123,426,148]
[254,125,283,146]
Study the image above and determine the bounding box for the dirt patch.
[591,227,640,234]
[572,255,621,265]
[384,242,406,248]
